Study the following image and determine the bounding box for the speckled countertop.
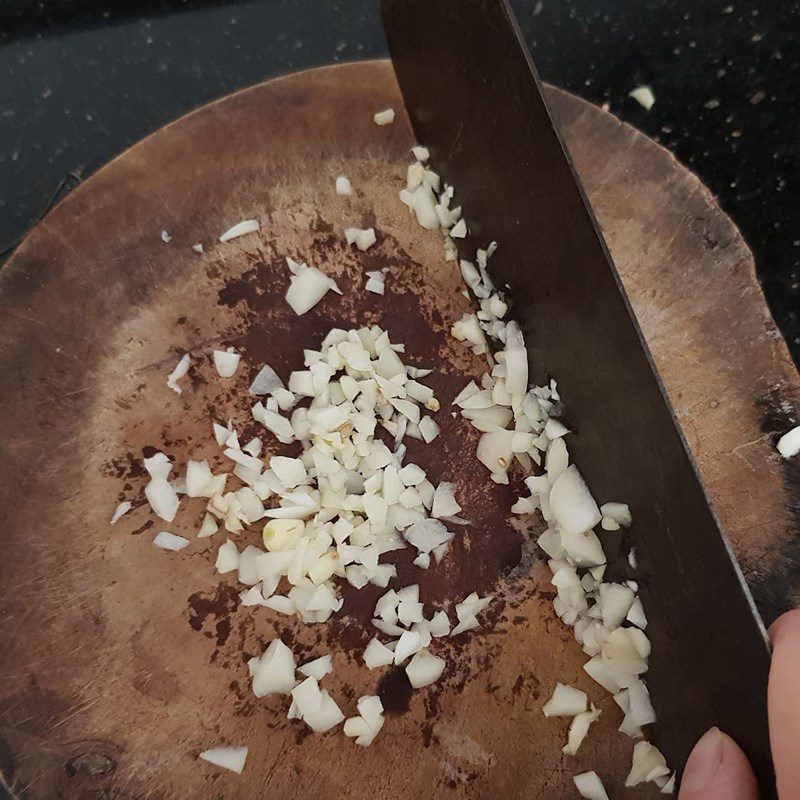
[0,0,798,364]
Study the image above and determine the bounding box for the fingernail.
[681,727,725,792]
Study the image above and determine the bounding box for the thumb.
[768,608,800,798]
[678,727,759,800]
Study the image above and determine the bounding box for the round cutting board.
[0,60,797,800]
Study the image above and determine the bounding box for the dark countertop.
[1,0,798,366]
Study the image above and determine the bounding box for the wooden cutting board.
[0,59,797,800]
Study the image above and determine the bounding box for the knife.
[382,0,774,793]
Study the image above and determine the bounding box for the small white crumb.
[344,227,377,251]
[213,348,241,378]
[411,145,430,162]
[335,175,353,195]
[161,230,172,243]
[153,531,190,551]
[413,552,431,569]
[198,745,248,774]
[629,85,655,110]
[373,108,395,126]
[450,219,467,239]
[192,243,204,253]
[219,219,260,243]
[166,352,191,394]
[777,425,800,458]
[365,270,385,295]
[573,770,610,800]
[110,501,132,525]
[563,704,601,755]
[418,416,440,443]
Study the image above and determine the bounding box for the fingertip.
[767,606,800,645]
[679,728,758,800]
[715,729,758,788]
[768,607,800,797]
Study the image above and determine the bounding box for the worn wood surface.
[0,60,797,800]
[546,85,800,624]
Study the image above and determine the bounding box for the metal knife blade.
[382,0,773,792]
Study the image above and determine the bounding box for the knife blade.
[382,0,773,792]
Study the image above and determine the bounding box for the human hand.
[678,608,800,799]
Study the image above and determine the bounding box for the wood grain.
[0,60,797,800]
[545,86,800,623]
